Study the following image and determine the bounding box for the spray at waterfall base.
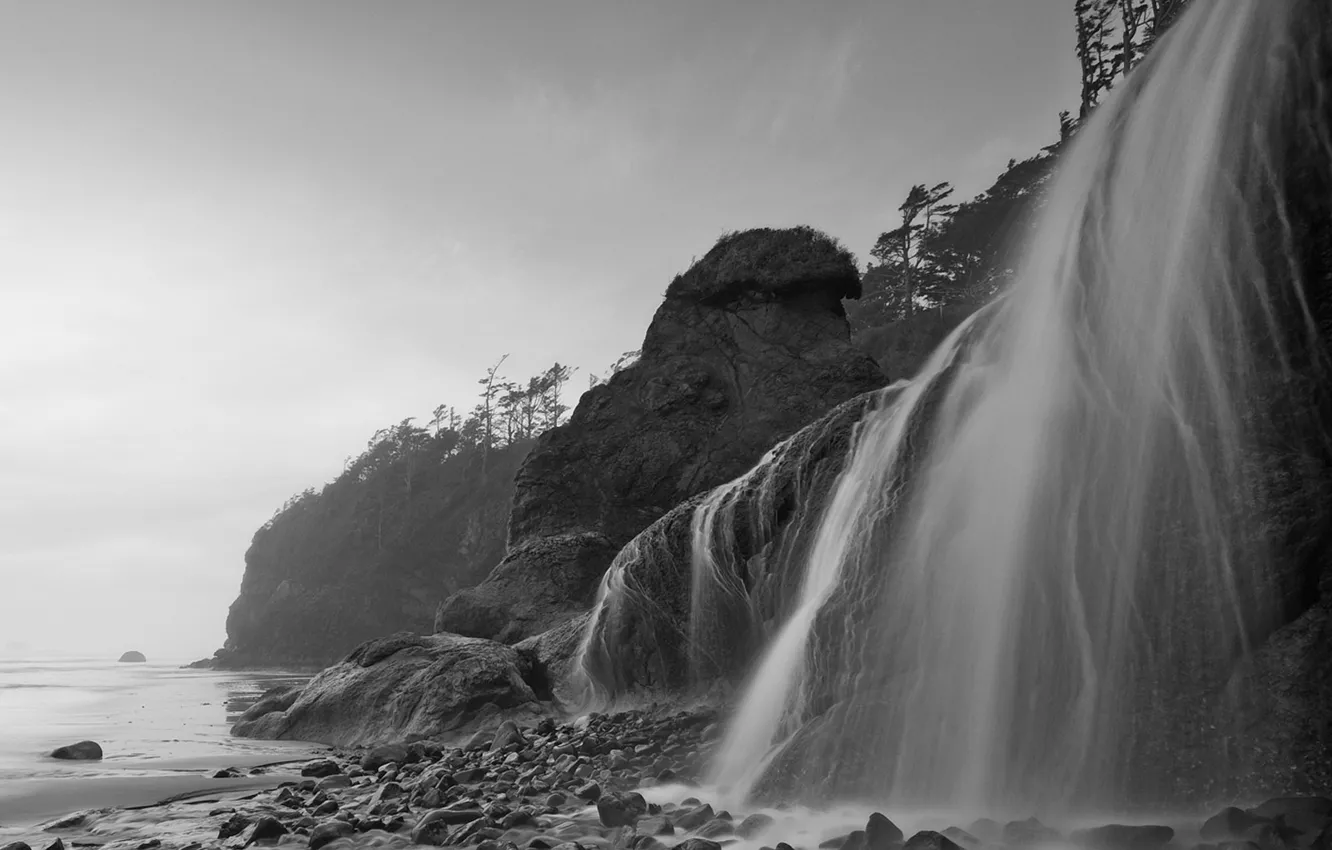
[575,0,1332,812]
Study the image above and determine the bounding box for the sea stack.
[117,651,146,663]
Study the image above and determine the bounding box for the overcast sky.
[0,0,1078,660]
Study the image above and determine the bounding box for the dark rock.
[628,837,669,850]
[231,633,543,746]
[246,816,288,845]
[301,759,342,778]
[1071,825,1175,850]
[941,828,977,847]
[212,768,240,779]
[312,801,340,817]
[309,821,355,850]
[739,814,775,839]
[1250,798,1332,821]
[361,743,409,771]
[1,843,33,850]
[117,651,146,663]
[492,720,527,752]
[412,810,463,846]
[1240,824,1290,850]
[676,804,716,832]
[904,832,963,850]
[867,813,905,849]
[674,841,724,850]
[575,781,602,802]
[1204,809,1273,841]
[436,227,883,643]
[697,819,736,839]
[596,791,648,827]
[49,741,102,760]
[545,792,567,807]
[44,841,64,850]
[316,774,351,790]
[219,813,253,841]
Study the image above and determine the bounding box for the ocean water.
[0,655,324,829]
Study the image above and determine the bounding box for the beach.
[0,655,323,834]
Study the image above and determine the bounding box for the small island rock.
[117,651,146,663]
[50,740,103,760]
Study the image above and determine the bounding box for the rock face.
[230,632,545,747]
[437,227,885,643]
[219,442,529,668]
[116,651,145,663]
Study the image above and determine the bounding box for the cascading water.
[696,0,1327,814]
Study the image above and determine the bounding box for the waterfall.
[701,0,1323,813]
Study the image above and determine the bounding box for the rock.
[231,633,543,746]
[867,813,905,849]
[491,720,527,752]
[217,437,525,669]
[1072,825,1175,850]
[942,828,978,847]
[575,781,602,802]
[49,740,102,760]
[117,651,146,663]
[309,821,354,850]
[361,743,409,771]
[1249,799,1332,837]
[674,841,724,850]
[904,832,963,850]
[546,792,568,807]
[220,813,253,841]
[212,767,240,779]
[411,809,462,846]
[44,840,64,850]
[596,791,648,827]
[676,805,716,831]
[301,759,342,778]
[739,814,775,839]
[640,816,675,836]
[1204,809,1273,841]
[2,843,33,850]
[1241,824,1290,850]
[247,815,288,845]
[697,819,736,839]
[316,773,351,790]
[436,227,884,643]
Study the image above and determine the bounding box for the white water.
[704,0,1319,813]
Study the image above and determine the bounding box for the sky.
[0,0,1079,660]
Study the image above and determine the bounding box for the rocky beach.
[6,706,1332,850]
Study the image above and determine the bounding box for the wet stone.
[219,813,252,840]
[308,821,354,850]
[676,805,715,832]
[301,759,342,779]
[904,831,963,850]
[697,819,735,839]
[576,782,602,803]
[675,840,724,850]
[867,813,905,849]
[248,815,289,844]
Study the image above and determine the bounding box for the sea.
[0,654,325,832]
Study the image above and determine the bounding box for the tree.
[476,354,510,471]
[538,363,576,430]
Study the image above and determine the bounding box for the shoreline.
[3,706,1329,850]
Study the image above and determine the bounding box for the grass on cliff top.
[666,226,861,304]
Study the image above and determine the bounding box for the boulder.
[436,227,884,643]
[117,651,146,663]
[231,632,544,747]
[308,820,354,850]
[1203,808,1272,841]
[904,832,963,850]
[866,813,905,850]
[49,740,102,760]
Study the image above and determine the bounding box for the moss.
[665,226,860,306]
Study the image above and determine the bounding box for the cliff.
[216,438,530,668]
[435,227,886,642]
